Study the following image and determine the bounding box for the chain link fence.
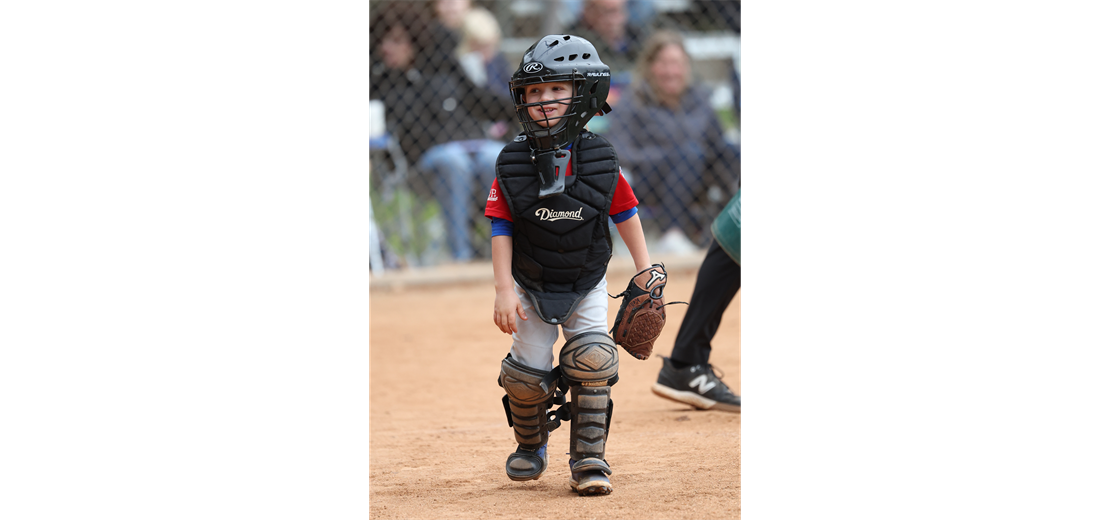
[371,0,739,271]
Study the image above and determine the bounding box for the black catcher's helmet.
[509,34,613,154]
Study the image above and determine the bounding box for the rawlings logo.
[586,71,610,77]
[522,62,543,73]
[535,207,583,221]
[513,135,527,142]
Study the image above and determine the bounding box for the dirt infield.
[370,262,740,519]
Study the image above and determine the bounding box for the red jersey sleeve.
[484,178,513,221]
[485,164,637,220]
[609,168,639,215]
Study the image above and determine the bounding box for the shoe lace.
[708,365,736,392]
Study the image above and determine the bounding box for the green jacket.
[711,191,740,265]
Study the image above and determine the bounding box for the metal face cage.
[510,73,587,153]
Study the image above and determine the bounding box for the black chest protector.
[495,131,621,324]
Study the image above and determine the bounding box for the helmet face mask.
[510,35,613,154]
[515,81,577,133]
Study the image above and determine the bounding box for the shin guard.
[499,355,561,481]
[559,332,619,478]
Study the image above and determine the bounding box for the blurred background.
[371,0,739,273]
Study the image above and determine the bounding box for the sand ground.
[371,262,740,519]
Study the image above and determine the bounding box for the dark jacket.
[370,35,516,165]
[604,81,739,190]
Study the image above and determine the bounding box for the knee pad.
[558,332,619,466]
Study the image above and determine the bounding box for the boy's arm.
[614,213,652,272]
[492,235,526,334]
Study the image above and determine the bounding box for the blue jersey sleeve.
[490,217,514,237]
[609,206,638,224]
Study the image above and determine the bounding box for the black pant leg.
[669,238,741,366]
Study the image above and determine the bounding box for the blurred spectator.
[564,0,649,84]
[558,0,657,31]
[605,30,740,253]
[455,7,513,102]
[370,1,516,261]
[434,0,470,32]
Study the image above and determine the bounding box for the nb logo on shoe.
[689,374,717,394]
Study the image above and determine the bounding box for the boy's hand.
[493,288,527,335]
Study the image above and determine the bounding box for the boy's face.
[523,81,574,127]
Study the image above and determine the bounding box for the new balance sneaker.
[568,458,613,496]
[651,356,741,412]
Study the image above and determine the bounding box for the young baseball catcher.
[485,34,680,496]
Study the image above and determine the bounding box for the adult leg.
[419,142,475,261]
[468,140,505,258]
[652,238,741,412]
[670,238,740,366]
[474,140,503,189]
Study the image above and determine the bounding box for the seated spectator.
[604,30,740,253]
[455,7,513,100]
[371,1,516,262]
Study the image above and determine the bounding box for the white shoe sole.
[652,383,741,413]
[569,476,613,496]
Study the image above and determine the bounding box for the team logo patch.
[522,62,543,73]
[513,135,527,142]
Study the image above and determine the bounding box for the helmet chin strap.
[535,148,571,199]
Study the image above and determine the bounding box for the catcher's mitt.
[609,263,687,360]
